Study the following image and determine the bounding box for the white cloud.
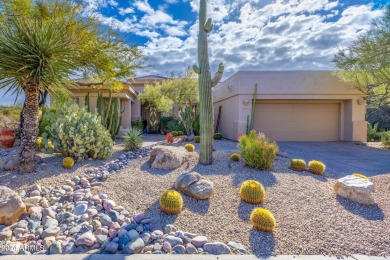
[118,7,135,16]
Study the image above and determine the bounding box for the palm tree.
[0,16,76,173]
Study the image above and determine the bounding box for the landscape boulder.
[334,175,375,205]
[149,146,188,170]
[175,172,213,199]
[0,186,26,225]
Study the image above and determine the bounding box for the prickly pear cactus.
[193,0,224,165]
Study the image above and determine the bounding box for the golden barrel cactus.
[63,157,74,169]
[289,159,306,171]
[352,173,367,179]
[194,136,200,143]
[250,208,276,232]
[160,190,183,214]
[231,153,240,161]
[308,160,326,175]
[240,180,265,204]
[184,144,195,152]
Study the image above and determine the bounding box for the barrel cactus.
[213,133,222,139]
[184,144,195,152]
[193,0,224,165]
[240,180,265,204]
[352,173,367,179]
[63,157,74,169]
[290,159,306,171]
[177,131,184,136]
[171,131,179,137]
[231,153,240,161]
[250,208,276,232]
[308,160,326,175]
[194,136,200,143]
[160,190,183,214]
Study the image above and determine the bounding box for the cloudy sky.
[0,0,387,105]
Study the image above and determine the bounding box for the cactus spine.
[193,0,224,165]
[246,84,258,134]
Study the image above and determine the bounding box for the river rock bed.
[0,145,245,255]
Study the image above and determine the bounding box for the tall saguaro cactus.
[193,0,224,165]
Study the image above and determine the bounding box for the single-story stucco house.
[213,71,367,142]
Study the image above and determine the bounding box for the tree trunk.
[19,82,40,173]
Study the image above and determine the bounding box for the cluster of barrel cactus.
[184,144,195,152]
[160,190,183,214]
[63,157,74,169]
[250,208,276,232]
[240,180,265,204]
[308,160,326,175]
[290,159,306,171]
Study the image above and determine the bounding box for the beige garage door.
[253,102,340,141]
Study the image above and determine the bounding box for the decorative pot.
[0,128,16,148]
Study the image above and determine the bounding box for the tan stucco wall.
[213,71,367,142]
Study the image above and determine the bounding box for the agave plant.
[123,128,143,151]
[0,15,77,173]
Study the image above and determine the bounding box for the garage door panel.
[254,102,339,141]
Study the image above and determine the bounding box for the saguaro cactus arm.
[204,18,213,32]
[212,63,224,87]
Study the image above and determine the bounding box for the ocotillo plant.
[193,0,224,164]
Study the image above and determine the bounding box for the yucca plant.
[123,128,143,151]
[0,15,77,173]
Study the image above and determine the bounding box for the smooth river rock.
[175,172,213,199]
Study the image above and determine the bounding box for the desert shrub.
[290,159,306,171]
[240,180,265,204]
[231,153,240,161]
[308,160,326,175]
[42,103,113,161]
[214,132,222,139]
[238,130,278,170]
[194,136,200,143]
[160,190,183,214]
[250,208,276,232]
[367,122,381,142]
[160,116,174,132]
[184,143,195,152]
[131,119,144,131]
[381,132,390,149]
[63,157,74,169]
[177,130,184,136]
[123,128,143,151]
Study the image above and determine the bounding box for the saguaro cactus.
[193,0,224,165]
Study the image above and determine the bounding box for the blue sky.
[0,0,386,105]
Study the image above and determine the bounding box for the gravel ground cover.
[97,150,390,256]
[0,137,389,256]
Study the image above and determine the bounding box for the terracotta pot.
[166,133,174,143]
[0,128,16,148]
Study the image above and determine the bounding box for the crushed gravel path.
[96,151,390,256]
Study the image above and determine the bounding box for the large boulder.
[149,146,188,170]
[0,186,26,225]
[175,172,213,199]
[334,175,375,205]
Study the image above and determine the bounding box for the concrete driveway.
[277,142,390,178]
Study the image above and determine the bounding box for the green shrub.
[177,130,184,136]
[214,132,222,139]
[381,132,390,149]
[167,120,185,133]
[238,130,278,170]
[367,122,381,142]
[160,116,174,132]
[131,119,144,131]
[42,103,113,161]
[171,131,178,137]
[194,136,200,143]
[123,128,143,151]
